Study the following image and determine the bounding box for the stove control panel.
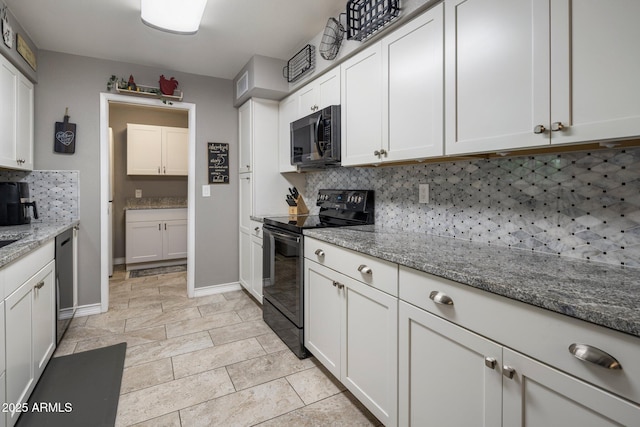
[317,189,374,212]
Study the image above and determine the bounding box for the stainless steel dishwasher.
[55,227,77,343]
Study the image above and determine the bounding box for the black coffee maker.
[0,182,39,226]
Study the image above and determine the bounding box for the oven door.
[262,225,303,327]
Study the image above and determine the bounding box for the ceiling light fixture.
[141,0,207,35]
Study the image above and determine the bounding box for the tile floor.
[54,267,381,426]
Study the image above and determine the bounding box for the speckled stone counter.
[304,226,640,338]
[124,197,187,210]
[0,220,79,269]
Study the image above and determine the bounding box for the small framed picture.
[2,18,13,48]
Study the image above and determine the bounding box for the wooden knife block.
[288,195,309,215]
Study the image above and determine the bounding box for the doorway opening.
[99,93,197,312]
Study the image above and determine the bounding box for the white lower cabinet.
[125,208,187,267]
[305,259,397,426]
[239,222,263,303]
[398,301,502,426]
[4,241,55,427]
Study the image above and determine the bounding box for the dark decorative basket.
[346,0,400,41]
[283,44,316,83]
[319,17,345,60]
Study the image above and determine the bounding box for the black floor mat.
[15,343,127,427]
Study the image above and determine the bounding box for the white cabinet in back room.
[125,208,187,268]
[127,124,188,175]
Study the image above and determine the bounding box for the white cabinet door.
[502,348,640,426]
[5,281,33,426]
[398,301,502,427]
[162,127,189,175]
[127,124,163,175]
[239,173,252,234]
[342,275,398,427]
[31,260,55,381]
[278,94,298,172]
[341,43,383,166]
[15,74,34,171]
[239,230,251,290]
[305,261,342,379]
[162,219,188,259]
[0,57,17,168]
[383,4,444,161]
[550,0,640,146]
[298,84,317,117]
[445,0,550,155]
[125,220,163,263]
[238,100,252,173]
[249,234,263,303]
[315,68,341,110]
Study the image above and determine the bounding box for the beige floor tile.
[130,411,181,427]
[125,307,201,332]
[165,311,242,339]
[121,358,174,394]
[161,293,227,312]
[124,331,213,368]
[221,289,250,301]
[286,366,345,405]
[256,391,380,427]
[236,303,263,321]
[179,378,304,427]
[197,297,257,317]
[208,319,273,345]
[156,275,187,287]
[89,304,164,321]
[127,294,170,309]
[255,332,289,354]
[52,339,76,357]
[69,316,88,328]
[61,325,121,343]
[226,349,317,391]
[172,338,266,379]
[74,325,166,353]
[116,368,234,426]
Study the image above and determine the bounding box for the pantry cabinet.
[127,124,188,175]
[125,208,187,267]
[0,54,33,171]
[341,4,444,166]
[4,242,55,427]
[445,0,640,155]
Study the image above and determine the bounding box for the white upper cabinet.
[299,67,341,115]
[127,124,188,176]
[342,4,444,166]
[445,0,549,155]
[341,43,383,166]
[0,55,34,171]
[550,0,640,146]
[238,100,252,173]
[446,0,640,155]
[382,3,444,162]
[278,94,298,173]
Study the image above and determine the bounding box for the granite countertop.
[0,220,79,269]
[124,197,187,210]
[304,226,640,338]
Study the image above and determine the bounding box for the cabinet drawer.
[305,237,397,296]
[4,240,54,298]
[126,208,187,223]
[399,266,640,404]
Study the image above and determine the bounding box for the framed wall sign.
[207,142,229,184]
[16,34,36,70]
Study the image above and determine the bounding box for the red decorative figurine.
[159,75,179,96]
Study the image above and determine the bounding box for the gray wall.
[34,50,238,306]
[109,104,188,260]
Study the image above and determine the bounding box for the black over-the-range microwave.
[290,105,341,168]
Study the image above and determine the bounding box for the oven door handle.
[265,228,301,243]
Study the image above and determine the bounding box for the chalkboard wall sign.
[207,142,229,184]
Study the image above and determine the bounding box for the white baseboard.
[74,303,102,317]
[193,282,242,298]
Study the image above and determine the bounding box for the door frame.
[99,93,196,312]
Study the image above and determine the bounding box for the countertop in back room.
[304,225,640,338]
[124,197,187,210]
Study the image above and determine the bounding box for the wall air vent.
[236,71,249,100]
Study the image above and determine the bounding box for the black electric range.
[261,189,374,358]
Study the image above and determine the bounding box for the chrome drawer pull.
[314,249,325,258]
[484,357,497,370]
[358,265,372,275]
[568,344,622,370]
[34,281,45,290]
[429,291,453,306]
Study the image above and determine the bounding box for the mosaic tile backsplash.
[305,147,640,268]
[0,170,79,222]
